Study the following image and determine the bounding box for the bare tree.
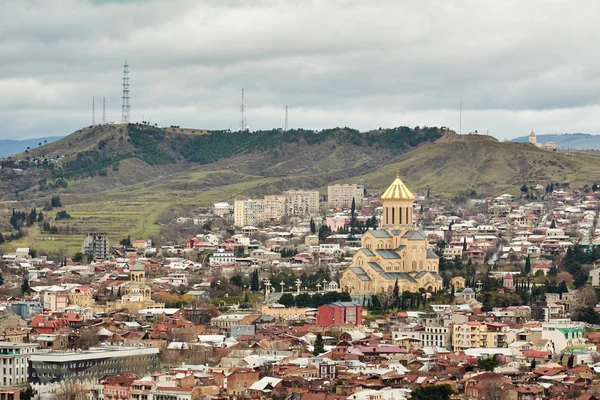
[479,380,507,400]
[53,380,89,400]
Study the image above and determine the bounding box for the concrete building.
[82,233,109,259]
[234,199,264,227]
[328,184,364,209]
[30,345,160,385]
[0,342,38,387]
[316,302,362,326]
[263,190,319,221]
[9,301,43,320]
[209,249,235,267]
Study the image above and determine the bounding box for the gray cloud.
[1,0,600,139]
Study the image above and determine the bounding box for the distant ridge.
[512,133,600,150]
[0,137,63,158]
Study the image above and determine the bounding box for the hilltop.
[512,133,600,150]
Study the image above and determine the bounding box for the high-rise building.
[82,233,109,259]
[264,190,319,221]
[234,199,264,227]
[328,184,364,209]
[0,342,38,387]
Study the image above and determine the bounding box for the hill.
[0,136,63,158]
[342,133,600,196]
[512,133,600,150]
[2,127,600,255]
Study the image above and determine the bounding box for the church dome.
[381,171,415,201]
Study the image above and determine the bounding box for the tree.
[478,357,498,371]
[72,252,84,262]
[119,235,132,247]
[520,184,528,193]
[313,333,325,356]
[524,255,531,275]
[250,270,260,292]
[410,384,454,400]
[310,218,316,234]
[393,279,400,310]
[463,236,467,252]
[558,280,568,294]
[530,358,537,371]
[550,219,556,229]
[278,293,295,308]
[21,278,30,296]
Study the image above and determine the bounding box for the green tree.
[310,218,316,234]
[550,219,556,229]
[250,270,260,292]
[21,278,30,295]
[313,333,325,356]
[558,280,568,294]
[409,384,454,400]
[278,293,295,308]
[520,184,528,193]
[524,255,531,275]
[530,359,537,371]
[478,357,498,372]
[119,235,132,247]
[230,274,244,288]
[21,385,35,400]
[393,279,400,310]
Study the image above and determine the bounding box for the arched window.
[392,208,395,224]
[399,207,403,224]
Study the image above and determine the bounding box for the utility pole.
[92,97,95,125]
[121,60,130,123]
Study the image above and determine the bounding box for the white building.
[167,273,188,287]
[541,320,588,354]
[328,184,364,209]
[0,342,38,387]
[213,202,232,217]
[234,199,264,227]
[209,249,236,267]
[263,190,320,221]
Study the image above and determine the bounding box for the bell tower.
[381,170,415,227]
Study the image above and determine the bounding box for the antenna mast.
[102,97,106,124]
[240,88,245,131]
[92,97,95,125]
[284,105,288,132]
[121,60,130,123]
[459,98,462,134]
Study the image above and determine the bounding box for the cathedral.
[340,172,443,295]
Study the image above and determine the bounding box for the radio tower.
[239,88,245,131]
[121,60,130,123]
[284,105,288,132]
[102,97,106,124]
[92,97,95,125]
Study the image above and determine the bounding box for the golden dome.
[381,170,415,201]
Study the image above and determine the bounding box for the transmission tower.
[240,88,245,131]
[284,105,288,132]
[92,97,95,125]
[121,60,130,123]
[102,97,106,124]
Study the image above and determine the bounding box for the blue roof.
[395,245,406,251]
[350,267,371,281]
[414,271,428,278]
[382,272,417,283]
[360,248,375,257]
[368,262,385,272]
[369,230,391,238]
[426,248,440,259]
[376,249,400,259]
[402,230,427,240]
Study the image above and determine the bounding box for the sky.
[2,0,600,140]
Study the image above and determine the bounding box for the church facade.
[340,172,443,295]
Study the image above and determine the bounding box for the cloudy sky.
[1,0,600,140]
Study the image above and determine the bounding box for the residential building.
[9,301,43,320]
[82,233,109,259]
[234,199,264,227]
[227,368,259,395]
[316,302,362,326]
[209,249,235,267]
[452,322,509,351]
[0,342,38,387]
[328,184,364,209]
[263,190,319,221]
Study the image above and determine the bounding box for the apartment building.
[0,342,38,387]
[264,190,319,221]
[328,184,364,208]
[452,322,509,351]
[234,199,264,227]
[82,233,109,259]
